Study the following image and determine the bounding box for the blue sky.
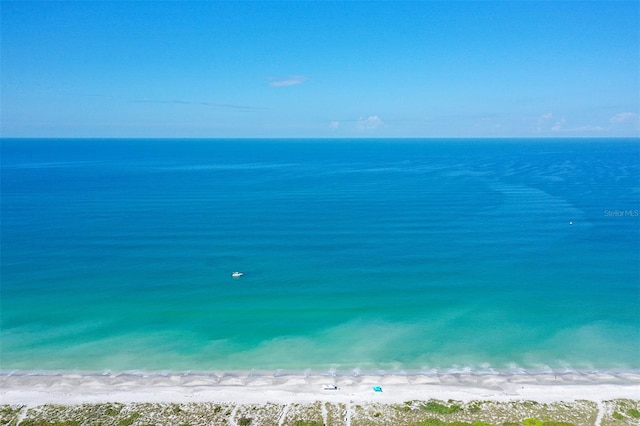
[1,1,638,138]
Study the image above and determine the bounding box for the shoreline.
[2,370,639,406]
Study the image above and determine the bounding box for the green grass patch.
[420,401,462,415]
[104,405,121,416]
[1,405,23,416]
[440,422,494,426]
[467,402,482,414]
[414,421,496,426]
[416,419,446,426]
[628,408,640,418]
[523,420,575,426]
[116,412,140,426]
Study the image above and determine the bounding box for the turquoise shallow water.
[1,138,638,372]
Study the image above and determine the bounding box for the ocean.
[1,138,638,375]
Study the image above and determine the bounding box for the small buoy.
[569,221,573,225]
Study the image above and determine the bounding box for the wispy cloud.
[357,115,384,131]
[268,75,307,87]
[536,112,554,132]
[570,125,606,132]
[550,117,566,132]
[539,112,553,122]
[546,112,638,134]
[133,99,265,111]
[550,117,606,133]
[609,112,639,124]
[329,120,340,129]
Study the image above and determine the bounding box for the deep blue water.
[1,138,638,372]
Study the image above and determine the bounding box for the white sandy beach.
[2,371,639,406]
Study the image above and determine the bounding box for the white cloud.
[609,112,639,124]
[537,113,554,131]
[133,99,265,111]
[551,117,566,132]
[544,112,638,135]
[329,121,340,129]
[539,112,553,121]
[357,115,384,131]
[572,125,606,132]
[551,117,605,133]
[269,75,307,87]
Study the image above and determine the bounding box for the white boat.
[231,272,244,277]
